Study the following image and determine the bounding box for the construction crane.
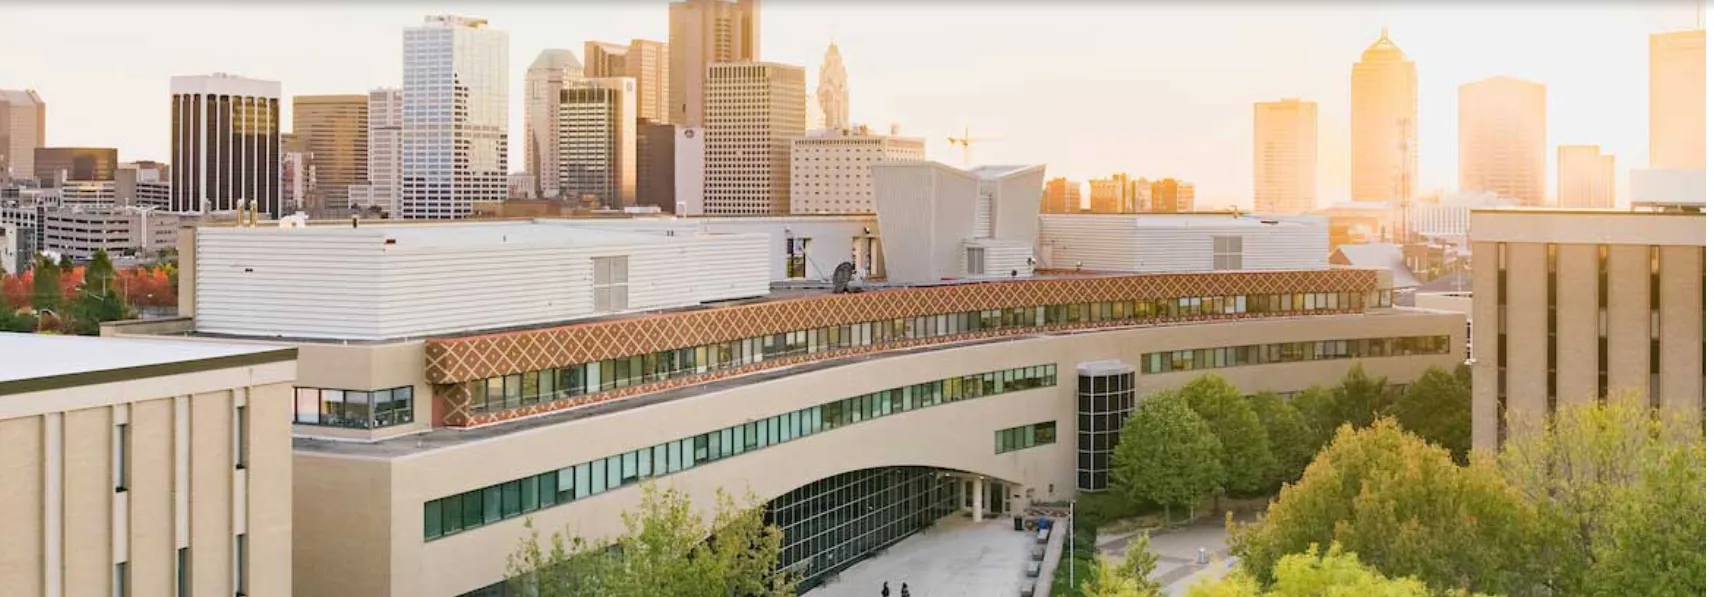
[947,126,1001,168]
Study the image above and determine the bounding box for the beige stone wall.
[295,310,1464,597]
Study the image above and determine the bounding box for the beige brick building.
[1470,208,1705,450]
[0,334,296,597]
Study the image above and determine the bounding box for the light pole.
[1069,499,1077,586]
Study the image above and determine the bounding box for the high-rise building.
[33,147,117,187]
[668,0,760,127]
[525,50,582,201]
[0,89,45,182]
[281,133,314,215]
[1470,207,1704,450]
[292,95,368,216]
[116,161,171,209]
[1649,29,1705,170]
[558,77,637,209]
[1149,178,1195,213]
[704,62,804,215]
[637,122,678,212]
[1253,98,1318,215]
[1040,177,1081,214]
[1459,76,1547,207]
[789,126,924,214]
[583,40,671,126]
[1556,145,1615,209]
[525,50,583,201]
[1350,29,1418,203]
[402,15,508,219]
[170,73,281,216]
[348,88,403,218]
[817,42,849,130]
[1087,174,1134,214]
[584,41,629,77]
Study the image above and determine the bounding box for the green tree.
[1287,386,1338,450]
[1082,533,1163,597]
[1180,375,1274,497]
[57,253,74,270]
[1188,543,1490,597]
[1231,420,1538,595]
[67,287,129,335]
[1246,392,1315,490]
[0,307,36,332]
[505,483,795,597]
[1329,364,1394,429]
[84,249,116,294]
[1497,397,1704,596]
[1112,391,1223,523]
[31,256,62,313]
[1391,367,1471,463]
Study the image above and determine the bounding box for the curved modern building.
[120,161,1464,597]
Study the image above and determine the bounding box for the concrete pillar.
[972,477,984,522]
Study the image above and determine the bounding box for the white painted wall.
[1038,214,1329,273]
[873,161,979,284]
[537,215,878,282]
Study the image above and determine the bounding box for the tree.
[1287,386,1339,450]
[31,256,62,313]
[1391,367,1471,463]
[84,249,116,294]
[1112,391,1223,523]
[67,286,130,335]
[505,483,795,597]
[1180,375,1274,497]
[1328,364,1394,430]
[0,307,36,332]
[1187,543,1489,597]
[1231,420,1538,595]
[1497,397,1704,596]
[1246,392,1315,490]
[1083,533,1163,597]
[57,253,73,270]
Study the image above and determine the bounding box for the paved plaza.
[1098,517,1235,596]
[805,516,1041,597]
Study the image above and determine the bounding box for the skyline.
[0,2,1701,209]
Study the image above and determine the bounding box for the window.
[785,237,811,279]
[176,548,190,597]
[292,386,414,429]
[114,422,130,492]
[965,247,985,275]
[592,256,629,313]
[235,406,248,470]
[114,562,129,597]
[235,534,248,596]
[1213,235,1243,270]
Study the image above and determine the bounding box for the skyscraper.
[584,41,629,77]
[668,0,760,127]
[817,42,849,130]
[402,15,508,219]
[583,39,671,125]
[1253,98,1318,215]
[352,88,403,217]
[1459,76,1547,207]
[1040,177,1082,214]
[637,122,678,212]
[33,147,116,187]
[525,49,583,200]
[170,73,280,216]
[558,77,637,209]
[1087,174,1133,213]
[1350,29,1417,203]
[0,89,46,183]
[292,94,368,216]
[1649,29,1705,170]
[1149,178,1195,213]
[1556,145,1615,209]
[704,62,803,214]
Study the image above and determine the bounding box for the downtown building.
[170,74,281,217]
[121,159,1460,596]
[704,62,805,215]
[1459,76,1547,207]
[1253,98,1318,215]
[789,125,924,214]
[584,38,671,125]
[1555,145,1615,209]
[816,43,850,130]
[668,0,760,127]
[558,77,637,209]
[33,147,116,188]
[1040,177,1081,214]
[1349,30,1418,203]
[0,89,46,182]
[524,50,583,200]
[1649,28,1705,170]
[347,88,403,218]
[291,95,368,217]
[401,15,508,219]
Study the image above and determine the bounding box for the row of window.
[1142,335,1452,374]
[464,290,1372,416]
[425,364,1059,541]
[292,386,415,429]
[994,421,1058,454]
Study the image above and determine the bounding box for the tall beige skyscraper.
[525,49,583,199]
[1459,76,1547,206]
[584,39,671,125]
[705,62,803,214]
[1087,174,1134,213]
[1150,178,1195,213]
[1556,145,1615,208]
[668,0,760,127]
[817,42,849,130]
[1040,177,1081,214]
[558,77,637,209]
[1253,98,1318,214]
[0,89,46,182]
[292,94,368,215]
[1649,29,1705,169]
[1350,29,1418,203]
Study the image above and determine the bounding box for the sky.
[0,1,1700,209]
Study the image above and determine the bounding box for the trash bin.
[1013,515,1024,531]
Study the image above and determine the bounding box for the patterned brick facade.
[425,269,1380,427]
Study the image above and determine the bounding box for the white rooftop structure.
[1037,213,1329,274]
[0,333,290,386]
[189,220,770,341]
[1630,168,1706,208]
[871,161,1044,284]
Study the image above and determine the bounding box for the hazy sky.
[0,2,1700,208]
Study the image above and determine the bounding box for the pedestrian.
[901,582,912,597]
[882,581,891,597]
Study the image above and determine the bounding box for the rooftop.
[0,333,293,394]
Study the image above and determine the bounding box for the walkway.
[1097,517,1234,596]
[806,517,1039,597]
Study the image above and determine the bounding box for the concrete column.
[972,477,984,522]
